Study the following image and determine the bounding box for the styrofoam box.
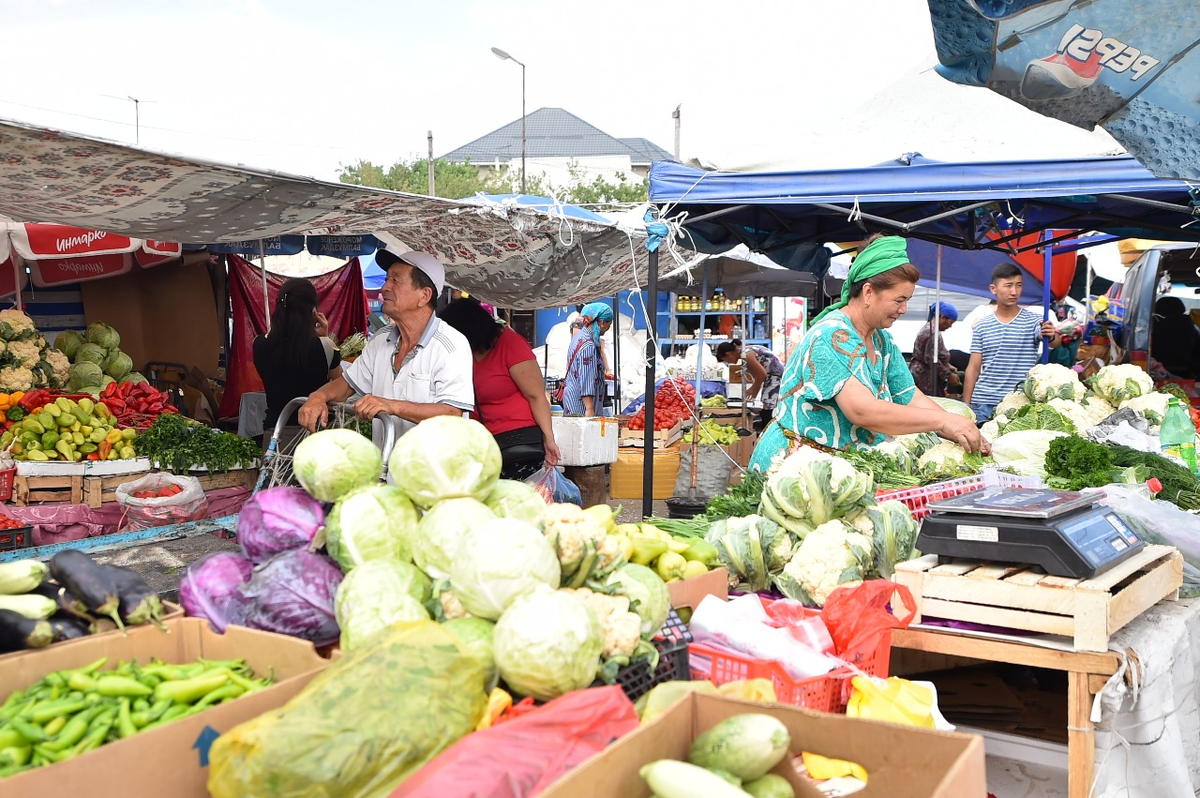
[552,416,620,466]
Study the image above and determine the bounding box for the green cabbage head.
[75,343,107,367]
[388,416,502,509]
[450,518,561,621]
[324,484,419,571]
[293,428,382,501]
[485,479,547,529]
[334,560,431,651]
[67,361,104,391]
[54,330,85,359]
[493,586,602,701]
[104,349,133,380]
[413,497,496,578]
[443,617,498,692]
[85,321,120,349]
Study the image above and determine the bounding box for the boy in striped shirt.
[963,263,1062,422]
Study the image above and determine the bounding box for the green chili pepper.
[130,698,171,728]
[42,715,67,738]
[67,672,97,692]
[38,707,98,753]
[8,717,49,744]
[132,698,150,713]
[0,761,33,777]
[69,710,116,757]
[153,671,228,705]
[198,657,248,672]
[116,698,137,740]
[32,743,71,764]
[192,682,244,710]
[28,698,87,725]
[216,668,265,694]
[95,675,152,698]
[0,729,24,750]
[0,745,30,768]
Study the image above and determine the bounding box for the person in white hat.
[298,233,474,441]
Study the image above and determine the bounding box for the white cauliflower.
[1089,364,1155,405]
[842,508,875,537]
[542,502,620,584]
[994,391,1032,422]
[774,520,873,607]
[917,441,970,471]
[45,349,70,387]
[563,587,640,659]
[1080,394,1117,426]
[980,419,1001,442]
[1023,363,1085,403]
[0,309,36,341]
[0,366,33,392]
[1045,398,1101,433]
[1120,391,1171,427]
[6,340,40,369]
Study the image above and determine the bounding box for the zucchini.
[688,713,792,781]
[744,774,796,798]
[639,760,753,798]
[0,594,57,620]
[0,560,48,595]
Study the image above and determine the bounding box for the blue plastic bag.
[526,466,582,506]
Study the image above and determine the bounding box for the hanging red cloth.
[219,254,368,419]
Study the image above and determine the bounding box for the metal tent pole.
[611,294,621,414]
[258,240,271,328]
[1042,231,1053,364]
[933,245,943,394]
[642,250,659,518]
[695,262,709,406]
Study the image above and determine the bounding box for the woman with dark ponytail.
[253,278,342,433]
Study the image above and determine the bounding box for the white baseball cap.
[374,232,445,295]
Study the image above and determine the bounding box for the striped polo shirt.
[969,308,1045,404]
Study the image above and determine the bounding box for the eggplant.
[28,579,96,623]
[48,550,123,630]
[46,613,91,642]
[102,565,165,629]
[0,608,53,653]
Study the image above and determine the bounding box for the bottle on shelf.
[1160,397,1199,475]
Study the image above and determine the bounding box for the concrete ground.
[90,525,240,603]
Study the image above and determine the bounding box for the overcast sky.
[0,0,1120,183]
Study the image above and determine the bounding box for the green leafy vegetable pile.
[135,413,261,474]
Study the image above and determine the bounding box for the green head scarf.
[811,236,914,324]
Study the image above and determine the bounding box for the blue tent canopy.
[457,194,611,223]
[649,154,1200,270]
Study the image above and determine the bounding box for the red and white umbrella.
[0,218,181,300]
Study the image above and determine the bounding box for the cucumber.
[744,773,796,798]
[0,594,57,620]
[0,560,47,595]
[639,760,753,798]
[688,713,792,781]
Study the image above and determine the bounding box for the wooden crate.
[893,544,1183,652]
[85,469,257,507]
[618,419,683,448]
[11,474,86,506]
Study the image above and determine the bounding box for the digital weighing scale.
[915,488,1144,579]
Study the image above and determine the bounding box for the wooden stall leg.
[1068,670,1096,798]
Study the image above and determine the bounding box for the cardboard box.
[0,601,185,664]
[1,617,331,797]
[553,416,620,466]
[610,445,681,500]
[667,566,728,614]
[541,692,987,798]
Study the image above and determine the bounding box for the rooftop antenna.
[102,94,156,145]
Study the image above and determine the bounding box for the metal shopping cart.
[254,397,399,493]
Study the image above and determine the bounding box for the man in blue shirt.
[962,263,1062,422]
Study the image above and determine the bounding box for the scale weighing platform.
[916,488,1144,579]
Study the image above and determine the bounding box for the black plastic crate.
[614,607,693,703]
[0,525,32,552]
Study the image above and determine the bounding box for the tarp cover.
[926,0,1200,180]
[0,119,666,309]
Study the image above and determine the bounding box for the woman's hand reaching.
[314,311,330,337]
[543,439,561,467]
[938,412,990,455]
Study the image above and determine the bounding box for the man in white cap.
[298,233,474,440]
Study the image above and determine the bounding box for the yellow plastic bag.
[845,675,936,728]
[208,621,487,798]
[802,751,869,782]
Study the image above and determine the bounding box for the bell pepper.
[4,406,24,422]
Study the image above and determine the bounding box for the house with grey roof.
[440,107,672,190]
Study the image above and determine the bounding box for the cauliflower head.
[0,309,36,341]
[1023,363,1085,403]
[45,349,70,387]
[0,366,34,392]
[1045,398,1101,433]
[917,441,970,471]
[542,502,616,585]
[1080,394,1117,426]
[1120,391,1170,427]
[774,520,873,607]
[1089,364,1154,405]
[6,340,40,369]
[980,419,1001,442]
[563,587,640,660]
[995,391,1032,422]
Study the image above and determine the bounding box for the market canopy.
[926,0,1200,181]
[0,118,674,309]
[648,153,1200,270]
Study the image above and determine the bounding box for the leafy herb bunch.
[136,413,260,474]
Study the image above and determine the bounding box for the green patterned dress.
[749,310,917,470]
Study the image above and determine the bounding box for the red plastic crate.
[0,467,13,503]
[875,469,1043,521]
[687,603,891,714]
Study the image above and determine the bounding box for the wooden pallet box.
[893,544,1183,652]
[618,418,683,448]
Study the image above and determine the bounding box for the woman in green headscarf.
[748,235,988,470]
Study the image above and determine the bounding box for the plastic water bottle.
[1160,397,1199,475]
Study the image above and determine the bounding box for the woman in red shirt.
[439,299,560,479]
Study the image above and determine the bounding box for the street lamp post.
[490,46,526,194]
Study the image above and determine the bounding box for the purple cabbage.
[179,552,254,633]
[237,486,326,564]
[238,548,343,646]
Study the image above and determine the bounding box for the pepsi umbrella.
[926,0,1200,179]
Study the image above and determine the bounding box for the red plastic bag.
[763,597,835,654]
[391,685,638,798]
[822,581,916,665]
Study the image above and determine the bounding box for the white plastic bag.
[115,472,208,530]
[1091,484,1200,597]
